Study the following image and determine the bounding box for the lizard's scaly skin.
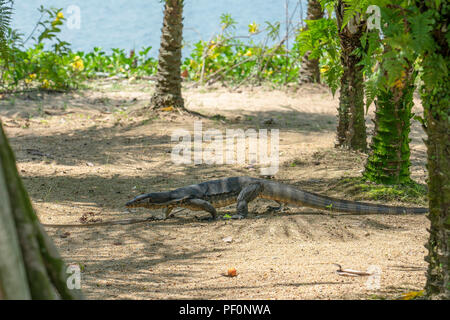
[126,176,428,216]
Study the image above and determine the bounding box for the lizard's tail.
[261,182,428,214]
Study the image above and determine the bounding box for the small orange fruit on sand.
[227,268,237,277]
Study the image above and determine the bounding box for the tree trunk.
[423,79,450,299]
[334,0,367,151]
[363,65,416,184]
[0,120,83,299]
[150,0,185,110]
[421,6,449,298]
[298,0,323,84]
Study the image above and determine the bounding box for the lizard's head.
[126,192,173,209]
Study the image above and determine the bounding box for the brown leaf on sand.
[226,268,237,277]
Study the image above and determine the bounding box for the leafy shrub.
[0,6,157,91]
[1,8,338,91]
[1,7,85,90]
[183,13,300,85]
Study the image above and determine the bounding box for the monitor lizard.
[125,176,427,219]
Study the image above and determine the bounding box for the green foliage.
[81,46,157,78]
[34,6,70,53]
[340,0,372,31]
[219,13,237,34]
[293,17,342,94]
[364,1,447,89]
[1,7,85,90]
[183,15,300,85]
[331,1,424,185]
[0,6,158,91]
[332,0,439,102]
[0,0,13,60]
[356,29,382,109]
[1,9,309,91]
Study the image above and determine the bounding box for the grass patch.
[333,177,428,206]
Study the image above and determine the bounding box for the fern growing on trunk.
[363,66,417,184]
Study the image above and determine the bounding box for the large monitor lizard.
[125,176,428,219]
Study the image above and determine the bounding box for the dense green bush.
[182,14,300,84]
[0,6,158,91]
[1,7,85,90]
[0,8,325,91]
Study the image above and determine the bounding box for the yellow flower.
[208,47,217,59]
[25,73,37,84]
[53,12,64,25]
[248,22,259,34]
[393,71,407,89]
[70,56,84,71]
[42,79,50,89]
[244,49,253,57]
[320,65,330,74]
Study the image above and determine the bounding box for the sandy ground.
[0,80,429,299]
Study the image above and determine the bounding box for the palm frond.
[0,0,14,62]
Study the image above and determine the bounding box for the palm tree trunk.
[423,80,450,298]
[335,0,367,151]
[150,0,185,110]
[363,64,416,184]
[298,0,323,84]
[0,120,83,299]
[421,9,449,298]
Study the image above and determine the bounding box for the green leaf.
[408,11,434,53]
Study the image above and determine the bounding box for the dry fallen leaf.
[161,106,174,112]
[398,290,424,300]
[227,268,237,277]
